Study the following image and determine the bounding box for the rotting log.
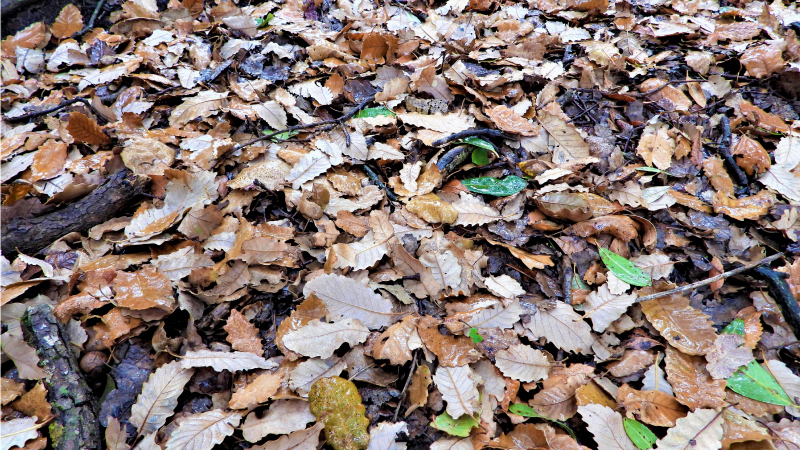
[21,304,102,450]
[2,169,148,257]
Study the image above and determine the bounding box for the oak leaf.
[130,361,194,435]
[618,384,687,427]
[242,400,317,442]
[10,382,50,421]
[283,318,370,358]
[655,409,723,450]
[578,404,638,450]
[640,294,716,356]
[433,365,480,419]
[303,274,394,330]
[105,417,130,450]
[165,409,241,450]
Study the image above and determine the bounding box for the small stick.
[432,128,514,147]
[75,0,107,38]
[718,115,750,188]
[635,253,783,303]
[393,352,417,422]
[4,98,91,123]
[233,94,376,152]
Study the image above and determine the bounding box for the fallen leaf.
[571,215,639,242]
[0,416,40,450]
[705,334,754,379]
[733,136,771,175]
[180,350,278,372]
[10,382,50,421]
[252,423,324,450]
[405,365,431,417]
[654,409,723,450]
[617,384,687,427]
[578,404,638,450]
[581,284,639,332]
[740,45,785,78]
[539,108,591,165]
[372,314,421,365]
[494,343,550,383]
[66,111,110,145]
[712,190,776,221]
[406,194,458,224]
[165,409,241,450]
[130,361,195,434]
[242,400,317,442]
[486,105,539,136]
[303,274,394,330]
[433,365,480,419]
[529,363,594,421]
[637,122,676,169]
[51,4,83,39]
[703,156,735,197]
[524,302,595,354]
[283,318,370,358]
[418,316,481,367]
[640,294,717,356]
[229,369,284,410]
[664,345,727,409]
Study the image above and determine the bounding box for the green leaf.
[263,129,299,141]
[727,360,793,406]
[509,403,543,418]
[461,176,527,196]
[468,327,484,343]
[255,13,274,27]
[598,247,651,287]
[723,319,745,336]
[471,148,490,166]
[624,418,657,450]
[636,167,669,174]
[461,137,495,151]
[354,106,396,118]
[432,412,479,437]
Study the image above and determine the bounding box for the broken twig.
[635,253,784,303]
[431,128,513,147]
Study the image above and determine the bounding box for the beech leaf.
[655,409,723,450]
[180,350,278,372]
[303,274,394,330]
[165,410,241,450]
[283,318,370,358]
[130,361,194,435]
[494,343,551,383]
[578,404,638,450]
[433,365,480,419]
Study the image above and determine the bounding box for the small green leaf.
[624,418,657,450]
[255,13,274,27]
[471,148,490,166]
[727,360,793,406]
[432,412,479,437]
[354,106,396,118]
[509,403,543,418]
[263,129,299,141]
[468,327,484,343]
[598,247,651,287]
[723,319,745,336]
[461,176,527,196]
[461,137,495,151]
[636,167,668,174]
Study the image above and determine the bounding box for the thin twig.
[232,94,377,152]
[567,102,600,124]
[75,0,107,38]
[432,128,514,147]
[717,115,750,189]
[4,98,91,123]
[393,352,417,422]
[635,253,784,303]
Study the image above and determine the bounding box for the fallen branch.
[431,128,513,147]
[232,93,377,152]
[21,305,101,450]
[2,170,148,257]
[635,253,784,303]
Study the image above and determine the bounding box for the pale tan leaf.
[396,112,475,133]
[288,357,346,397]
[286,150,332,189]
[251,423,324,450]
[407,194,458,224]
[581,284,638,332]
[51,4,83,39]
[242,400,316,442]
[122,138,176,176]
[229,160,292,191]
[642,355,673,396]
[289,81,334,105]
[132,433,159,450]
[765,359,800,415]
[486,105,539,136]
[153,246,213,282]
[223,310,263,356]
[180,350,278,372]
[372,315,421,365]
[529,364,594,421]
[578,404,638,450]
[164,409,241,450]
[169,91,229,126]
[433,365,480,419]
[430,438,472,450]
[330,231,390,271]
[452,192,504,226]
[66,111,110,145]
[524,302,594,354]
[303,274,394,330]
[0,416,39,450]
[655,409,723,450]
[459,298,522,330]
[283,318,370,358]
[484,275,525,299]
[630,253,674,280]
[641,294,717,356]
[1,332,46,380]
[253,101,287,130]
[229,370,283,410]
[538,109,590,165]
[705,334,754,379]
[240,237,291,265]
[494,343,550,383]
[106,417,131,450]
[760,165,800,202]
[130,361,194,435]
[419,249,461,290]
[366,421,408,450]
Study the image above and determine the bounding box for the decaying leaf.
[180,350,278,372]
[617,384,687,427]
[529,363,594,421]
[641,294,717,356]
[224,309,263,356]
[283,318,370,358]
[130,361,195,434]
[229,369,284,410]
[242,400,317,443]
[493,343,550,383]
[303,274,394,330]
[664,345,727,410]
[165,410,241,450]
[579,404,638,450]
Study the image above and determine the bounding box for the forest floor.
[2,0,800,450]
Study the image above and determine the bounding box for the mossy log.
[21,304,101,450]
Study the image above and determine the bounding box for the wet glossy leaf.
[599,248,651,287]
[623,418,656,450]
[726,360,793,406]
[471,147,490,166]
[432,412,479,437]
[461,137,495,151]
[354,106,395,118]
[461,176,527,196]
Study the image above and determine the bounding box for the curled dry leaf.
[607,349,655,378]
[712,190,776,221]
[418,315,481,367]
[223,309,263,356]
[372,314,421,365]
[733,136,771,176]
[617,384,687,427]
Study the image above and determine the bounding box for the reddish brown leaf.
[66,112,110,146]
[617,384,687,427]
[224,310,263,356]
[640,293,716,356]
[51,4,84,39]
[664,345,727,409]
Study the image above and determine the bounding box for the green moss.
[309,377,370,450]
[49,423,65,446]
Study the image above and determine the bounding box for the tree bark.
[2,170,148,257]
[21,304,101,450]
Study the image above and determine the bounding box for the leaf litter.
[2,0,800,449]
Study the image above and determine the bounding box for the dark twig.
[635,253,783,303]
[74,0,107,38]
[567,102,600,124]
[717,115,750,189]
[393,352,417,422]
[233,94,377,152]
[431,128,514,147]
[363,164,398,202]
[4,98,91,123]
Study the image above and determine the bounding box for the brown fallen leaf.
[1,378,26,405]
[224,309,263,356]
[733,136,771,175]
[637,122,676,169]
[29,139,67,182]
[50,4,84,39]
[705,334,754,379]
[739,101,790,134]
[372,314,421,365]
[640,79,692,111]
[405,364,431,417]
[66,111,110,146]
[575,381,617,409]
[640,292,716,356]
[720,409,772,450]
[406,193,458,224]
[712,190,776,221]
[417,315,481,367]
[10,382,51,421]
[229,369,284,410]
[570,215,639,242]
[275,294,328,360]
[606,349,655,378]
[703,156,735,197]
[664,345,727,410]
[486,105,539,136]
[113,266,175,311]
[740,44,785,78]
[617,384,687,427]
[529,364,594,421]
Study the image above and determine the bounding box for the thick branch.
[21,305,101,450]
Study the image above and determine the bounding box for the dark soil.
[2,0,105,37]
